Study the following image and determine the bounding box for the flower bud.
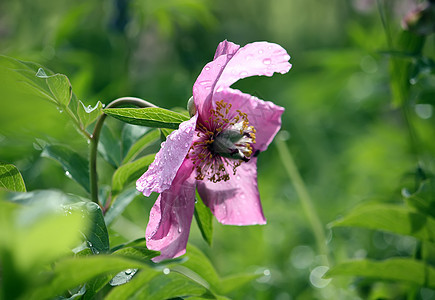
[402,1,435,35]
[187,96,197,117]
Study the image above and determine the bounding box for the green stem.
[89,97,157,205]
[275,134,330,267]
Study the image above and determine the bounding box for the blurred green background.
[1,0,434,298]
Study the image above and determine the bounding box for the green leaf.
[0,55,56,103]
[180,244,221,291]
[106,270,207,300]
[122,129,160,164]
[160,128,174,139]
[330,203,435,242]
[98,125,121,168]
[194,193,213,246]
[326,258,435,288]
[121,124,149,159]
[0,162,26,192]
[104,188,139,225]
[109,268,139,286]
[403,179,435,218]
[6,190,109,255]
[388,30,425,107]
[112,154,155,195]
[41,144,90,193]
[104,269,160,300]
[36,68,72,107]
[77,100,103,128]
[26,255,153,300]
[104,107,189,129]
[6,202,85,273]
[112,246,159,262]
[82,274,113,300]
[70,201,110,254]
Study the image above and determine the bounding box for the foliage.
[1,0,435,299]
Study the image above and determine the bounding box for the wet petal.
[217,41,291,89]
[197,157,266,225]
[146,159,196,262]
[136,114,198,197]
[213,40,240,60]
[193,55,228,121]
[213,88,284,152]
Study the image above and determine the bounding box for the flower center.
[187,100,256,183]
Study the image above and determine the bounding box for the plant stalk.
[276,135,330,267]
[89,97,157,205]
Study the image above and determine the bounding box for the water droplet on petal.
[177,226,182,233]
[239,71,248,77]
[258,50,264,54]
[204,66,210,71]
[263,58,271,65]
[200,81,210,86]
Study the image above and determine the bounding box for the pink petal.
[213,88,284,152]
[136,114,198,197]
[193,55,228,122]
[197,157,266,225]
[213,40,240,60]
[146,159,196,262]
[216,41,291,89]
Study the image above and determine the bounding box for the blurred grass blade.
[194,193,213,246]
[104,107,189,129]
[111,154,155,196]
[326,258,435,288]
[122,129,160,164]
[0,162,26,192]
[330,203,435,242]
[41,144,90,193]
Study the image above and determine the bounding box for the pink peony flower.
[137,40,291,261]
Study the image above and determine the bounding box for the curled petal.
[213,40,240,60]
[193,55,228,121]
[197,157,265,225]
[136,114,198,197]
[146,159,196,262]
[217,41,292,89]
[213,88,284,152]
